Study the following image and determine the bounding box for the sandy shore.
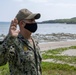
[39,40,76,51]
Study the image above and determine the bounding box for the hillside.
[40,17,76,24]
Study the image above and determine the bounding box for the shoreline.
[1,33,76,51]
[32,33,76,43]
[39,40,76,51]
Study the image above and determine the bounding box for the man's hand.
[9,18,20,37]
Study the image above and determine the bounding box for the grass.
[0,62,76,75]
[42,55,76,64]
[42,46,76,64]
[42,46,76,75]
[42,62,76,75]
[0,63,9,75]
[45,47,69,55]
[44,46,76,55]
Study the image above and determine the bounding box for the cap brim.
[25,13,41,19]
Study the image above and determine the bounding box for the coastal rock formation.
[0,33,76,43]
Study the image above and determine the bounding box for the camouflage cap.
[16,8,41,23]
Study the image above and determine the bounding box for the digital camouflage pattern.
[0,34,42,75]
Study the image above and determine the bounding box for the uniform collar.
[18,33,34,47]
[18,33,29,44]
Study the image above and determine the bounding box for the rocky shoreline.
[32,33,76,43]
[0,33,76,43]
[0,34,6,42]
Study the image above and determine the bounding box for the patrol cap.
[16,8,41,23]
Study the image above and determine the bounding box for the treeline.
[40,17,76,24]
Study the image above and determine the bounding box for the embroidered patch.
[23,46,28,51]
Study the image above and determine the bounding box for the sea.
[0,22,76,35]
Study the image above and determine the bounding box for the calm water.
[0,22,76,35]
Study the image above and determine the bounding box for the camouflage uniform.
[0,34,42,75]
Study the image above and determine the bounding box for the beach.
[1,33,76,56]
[39,40,76,51]
[1,33,76,51]
[34,33,76,52]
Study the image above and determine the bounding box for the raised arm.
[0,18,20,66]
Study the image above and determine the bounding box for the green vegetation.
[43,46,76,55]
[40,17,76,24]
[42,55,76,64]
[44,47,69,55]
[0,63,9,75]
[42,46,76,64]
[42,46,76,75]
[42,62,76,75]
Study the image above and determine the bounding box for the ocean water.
[0,22,76,35]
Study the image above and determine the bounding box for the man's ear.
[19,21,25,27]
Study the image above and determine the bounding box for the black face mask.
[24,23,37,33]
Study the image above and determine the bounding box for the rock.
[32,33,76,43]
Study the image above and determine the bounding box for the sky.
[0,0,76,22]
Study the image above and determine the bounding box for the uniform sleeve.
[0,34,17,66]
[0,44,8,66]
